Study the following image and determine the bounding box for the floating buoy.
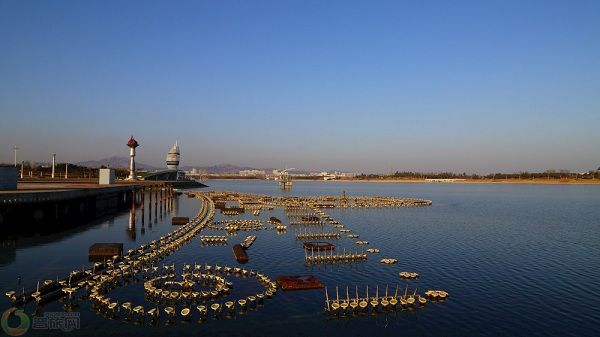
[380,258,397,264]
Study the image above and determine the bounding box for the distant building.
[239,169,266,176]
[166,141,180,170]
[143,141,185,181]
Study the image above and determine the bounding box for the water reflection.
[2,182,600,337]
[0,244,16,266]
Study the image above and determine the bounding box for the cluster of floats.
[221,209,243,216]
[240,235,257,249]
[208,218,286,232]
[273,195,432,209]
[306,207,401,266]
[294,195,450,318]
[305,248,368,264]
[90,262,278,322]
[196,191,446,320]
[324,285,449,316]
[6,193,213,307]
[399,271,420,279]
[295,230,340,240]
[199,235,228,245]
[5,192,280,325]
[267,217,287,231]
[208,191,432,212]
[208,220,267,232]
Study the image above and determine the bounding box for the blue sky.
[1,0,599,173]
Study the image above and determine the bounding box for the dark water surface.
[2,180,599,336]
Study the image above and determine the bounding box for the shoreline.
[207,178,600,185]
[332,179,600,185]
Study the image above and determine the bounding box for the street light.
[13,146,19,167]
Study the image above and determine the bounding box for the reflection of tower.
[166,141,180,170]
[127,189,137,241]
[172,193,179,217]
[127,210,137,240]
[127,136,139,180]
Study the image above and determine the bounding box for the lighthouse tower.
[126,136,139,180]
[166,141,180,170]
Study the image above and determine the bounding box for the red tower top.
[127,136,139,148]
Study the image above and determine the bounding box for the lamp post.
[13,146,19,167]
[51,154,56,179]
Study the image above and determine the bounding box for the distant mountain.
[76,158,338,175]
[77,156,160,170]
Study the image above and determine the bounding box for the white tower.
[51,154,56,178]
[126,136,139,180]
[166,141,180,170]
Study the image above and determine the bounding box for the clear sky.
[1,0,599,173]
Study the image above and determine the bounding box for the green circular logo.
[1,308,30,336]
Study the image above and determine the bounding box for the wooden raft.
[303,241,335,251]
[88,243,123,261]
[232,244,249,263]
[172,217,189,225]
[276,275,324,291]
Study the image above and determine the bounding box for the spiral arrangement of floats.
[84,193,278,324]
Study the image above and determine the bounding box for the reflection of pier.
[127,185,176,241]
[0,182,175,238]
[7,192,215,308]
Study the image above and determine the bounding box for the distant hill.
[77,156,160,170]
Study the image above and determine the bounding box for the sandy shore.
[332,178,600,185]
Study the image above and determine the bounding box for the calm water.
[2,180,599,336]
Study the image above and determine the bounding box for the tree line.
[355,169,600,180]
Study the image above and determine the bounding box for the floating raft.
[232,244,249,263]
[268,217,282,224]
[240,235,257,249]
[399,272,420,279]
[276,275,323,291]
[200,235,228,245]
[88,243,123,262]
[305,250,367,264]
[172,217,190,225]
[303,242,335,251]
[296,231,340,240]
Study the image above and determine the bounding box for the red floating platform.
[276,275,324,291]
[171,217,189,225]
[232,244,249,263]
